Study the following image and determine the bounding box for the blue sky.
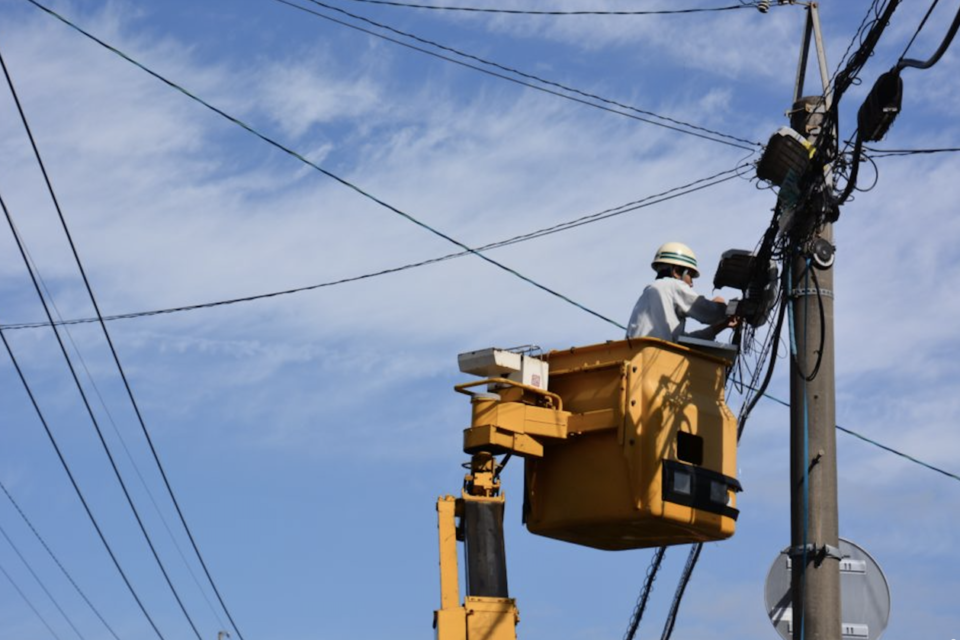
[0,1,958,639]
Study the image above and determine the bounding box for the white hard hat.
[652,242,700,277]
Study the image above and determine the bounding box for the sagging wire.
[736,284,789,439]
[342,0,767,16]
[785,259,825,383]
[659,542,703,640]
[837,0,960,203]
[0,162,747,332]
[1,191,202,639]
[0,520,90,640]
[24,0,626,332]
[898,0,941,60]
[2,39,246,640]
[0,479,123,640]
[0,560,65,640]
[622,546,667,640]
[864,146,960,157]
[280,0,761,150]
[896,0,960,71]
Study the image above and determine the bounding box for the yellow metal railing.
[453,377,563,412]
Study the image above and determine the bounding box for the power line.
[10,216,229,632]
[836,424,960,483]
[277,0,761,149]
[0,521,89,640]
[0,559,65,640]
[864,146,960,157]
[9,1,951,491]
[896,0,960,71]
[0,315,168,639]
[24,0,625,331]
[0,163,749,331]
[0,480,122,640]
[899,0,941,60]
[622,546,667,640]
[341,0,762,16]
[0,190,202,640]
[659,542,702,640]
[0,37,244,640]
[752,389,960,484]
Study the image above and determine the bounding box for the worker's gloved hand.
[710,313,738,334]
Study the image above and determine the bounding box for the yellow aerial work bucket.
[522,338,740,551]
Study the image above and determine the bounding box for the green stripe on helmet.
[656,251,698,268]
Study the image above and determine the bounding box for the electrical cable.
[9,10,960,637]
[896,0,960,71]
[341,0,762,16]
[658,542,702,640]
[835,425,960,482]
[493,453,512,481]
[743,386,960,483]
[661,272,785,637]
[0,559,64,640]
[25,0,625,331]
[793,0,882,147]
[837,134,864,204]
[1,193,202,640]
[785,260,824,381]
[8,217,229,632]
[278,0,761,150]
[803,267,825,380]
[898,0,941,60]
[0,324,167,640]
[0,521,89,640]
[0,39,245,640]
[836,0,885,74]
[834,0,900,107]
[808,0,900,208]
[0,162,748,332]
[0,480,122,640]
[737,289,787,439]
[853,151,879,193]
[622,545,666,640]
[864,146,960,157]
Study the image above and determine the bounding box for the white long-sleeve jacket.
[625,277,727,342]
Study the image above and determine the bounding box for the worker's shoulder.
[650,277,686,293]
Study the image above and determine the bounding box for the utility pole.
[787,4,841,640]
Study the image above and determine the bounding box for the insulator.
[757,0,771,13]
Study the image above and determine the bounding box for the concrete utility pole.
[787,5,841,640]
[789,235,841,640]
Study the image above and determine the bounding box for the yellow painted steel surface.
[434,495,518,640]
[519,338,739,550]
[436,497,461,612]
[463,597,518,640]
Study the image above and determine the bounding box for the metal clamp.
[790,287,834,299]
[788,543,843,561]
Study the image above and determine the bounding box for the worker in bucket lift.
[626,242,736,342]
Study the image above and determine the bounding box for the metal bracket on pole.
[788,543,843,563]
[790,287,834,299]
